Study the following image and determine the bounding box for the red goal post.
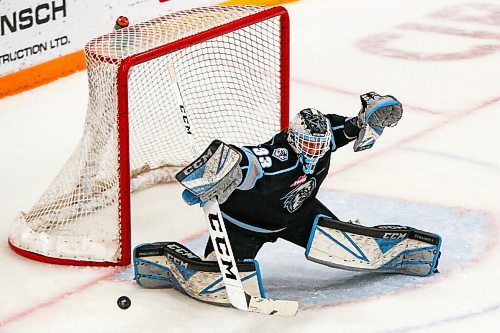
[8,6,290,266]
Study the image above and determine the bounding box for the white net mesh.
[9,6,287,265]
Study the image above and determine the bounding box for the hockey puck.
[115,16,129,31]
[117,296,131,310]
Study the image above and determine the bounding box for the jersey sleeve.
[233,145,265,191]
[325,114,359,150]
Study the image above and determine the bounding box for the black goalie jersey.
[218,114,357,249]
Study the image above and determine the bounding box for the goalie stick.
[167,62,197,158]
[203,198,298,316]
[169,64,298,316]
[176,142,299,316]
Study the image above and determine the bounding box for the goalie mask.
[287,108,331,174]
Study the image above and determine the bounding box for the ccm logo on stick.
[208,213,238,280]
[1,0,67,36]
[179,105,192,134]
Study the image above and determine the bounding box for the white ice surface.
[1,0,500,332]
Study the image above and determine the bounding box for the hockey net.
[8,6,289,266]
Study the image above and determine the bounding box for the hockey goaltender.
[133,92,442,315]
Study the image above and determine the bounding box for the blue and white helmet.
[287,108,331,174]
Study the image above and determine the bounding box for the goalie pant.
[203,114,441,276]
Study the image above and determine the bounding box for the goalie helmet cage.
[8,6,289,266]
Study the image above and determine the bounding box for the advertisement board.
[0,0,220,77]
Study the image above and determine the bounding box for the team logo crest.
[281,178,317,213]
[290,175,307,187]
[272,148,288,162]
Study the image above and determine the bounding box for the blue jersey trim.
[239,146,254,170]
[238,147,264,191]
[325,117,338,151]
[222,212,285,234]
[330,134,337,151]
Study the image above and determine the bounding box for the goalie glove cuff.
[343,117,360,140]
[182,189,203,206]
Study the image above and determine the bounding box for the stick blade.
[248,296,298,316]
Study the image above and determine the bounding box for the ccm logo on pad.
[383,232,407,239]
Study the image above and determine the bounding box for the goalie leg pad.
[134,242,180,289]
[133,242,265,306]
[305,215,442,276]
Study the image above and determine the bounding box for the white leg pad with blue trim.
[305,216,441,276]
[134,242,266,306]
